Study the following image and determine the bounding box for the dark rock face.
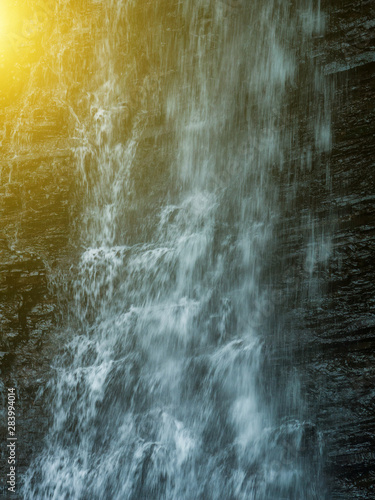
[0,0,374,498]
[0,146,74,493]
[302,1,375,497]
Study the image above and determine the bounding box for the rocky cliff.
[306,1,375,497]
[0,0,374,497]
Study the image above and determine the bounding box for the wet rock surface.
[302,1,375,497]
[0,0,374,497]
[0,143,74,494]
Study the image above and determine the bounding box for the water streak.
[24,1,330,498]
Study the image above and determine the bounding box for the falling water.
[23,0,331,498]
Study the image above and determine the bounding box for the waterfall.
[23,0,331,498]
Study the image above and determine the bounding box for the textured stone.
[0,0,374,497]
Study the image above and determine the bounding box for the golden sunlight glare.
[0,2,6,38]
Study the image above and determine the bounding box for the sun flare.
[0,2,7,38]
[0,1,16,51]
